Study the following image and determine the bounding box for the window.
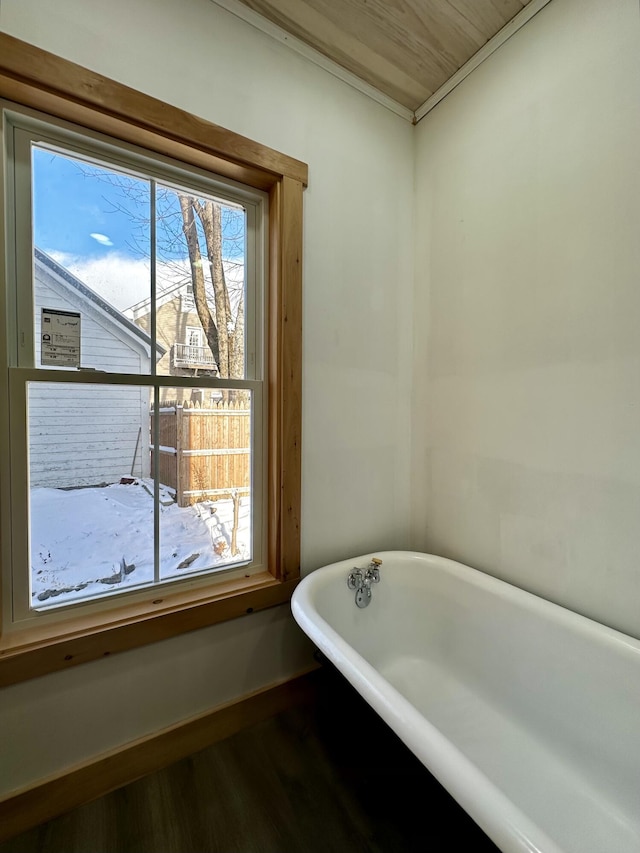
[179,327,214,371]
[6,109,267,626]
[0,34,305,685]
[186,327,203,348]
[182,284,195,311]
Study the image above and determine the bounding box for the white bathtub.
[291,551,640,853]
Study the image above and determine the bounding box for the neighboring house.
[129,282,218,385]
[128,278,237,406]
[31,248,165,488]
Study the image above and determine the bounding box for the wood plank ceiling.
[235,0,535,111]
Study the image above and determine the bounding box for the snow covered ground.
[30,480,250,607]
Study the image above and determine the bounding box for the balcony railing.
[172,342,218,370]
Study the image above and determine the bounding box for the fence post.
[176,405,186,507]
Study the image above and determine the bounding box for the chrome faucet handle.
[348,561,380,608]
[366,557,382,583]
[347,568,363,590]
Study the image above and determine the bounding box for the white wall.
[412,0,640,638]
[13,0,638,801]
[0,0,414,794]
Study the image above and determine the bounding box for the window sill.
[0,572,299,688]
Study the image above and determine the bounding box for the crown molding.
[414,0,555,123]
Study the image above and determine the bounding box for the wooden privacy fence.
[151,401,250,507]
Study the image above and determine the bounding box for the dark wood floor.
[1,666,499,852]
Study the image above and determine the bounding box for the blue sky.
[32,145,245,262]
[33,146,150,260]
[31,145,246,310]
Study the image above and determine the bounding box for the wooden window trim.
[0,34,304,688]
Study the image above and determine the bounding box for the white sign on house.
[41,307,81,367]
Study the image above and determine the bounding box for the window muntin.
[4,108,267,628]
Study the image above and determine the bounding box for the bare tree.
[178,195,223,371]
[179,196,244,380]
[78,165,245,381]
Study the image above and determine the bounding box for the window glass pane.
[28,381,156,609]
[149,185,247,383]
[30,148,249,383]
[32,145,153,374]
[156,390,252,581]
[27,382,254,610]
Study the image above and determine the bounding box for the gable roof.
[35,247,166,357]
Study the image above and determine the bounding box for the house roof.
[35,247,166,357]
[126,258,244,320]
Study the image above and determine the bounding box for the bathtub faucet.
[347,557,382,608]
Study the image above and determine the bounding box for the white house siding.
[31,261,152,488]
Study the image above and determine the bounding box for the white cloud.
[90,233,114,247]
[47,251,244,314]
[48,251,152,311]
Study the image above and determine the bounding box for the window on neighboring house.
[186,327,203,349]
[181,284,195,311]
[185,325,205,366]
[0,43,304,684]
[181,326,215,371]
